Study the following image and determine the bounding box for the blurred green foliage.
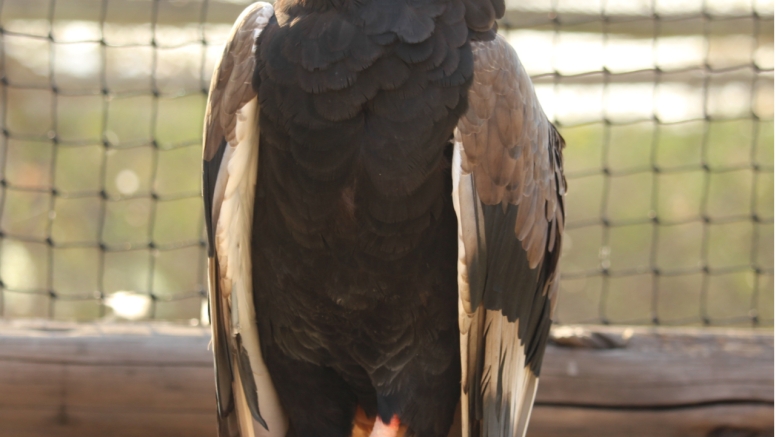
[557,120,774,326]
[0,80,207,322]
[2,82,771,325]
[0,3,772,327]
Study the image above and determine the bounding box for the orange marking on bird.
[351,406,375,437]
[369,415,406,437]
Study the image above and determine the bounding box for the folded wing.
[453,34,566,437]
[202,3,287,437]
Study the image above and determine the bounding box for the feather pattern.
[202,3,287,437]
[453,34,566,437]
[203,1,563,437]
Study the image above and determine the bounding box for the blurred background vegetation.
[0,0,772,327]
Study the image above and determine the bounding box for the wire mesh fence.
[0,0,771,326]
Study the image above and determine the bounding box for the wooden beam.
[530,325,774,437]
[537,325,774,406]
[0,321,771,437]
[0,321,214,437]
[530,404,774,437]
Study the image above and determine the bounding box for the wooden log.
[0,321,771,437]
[530,404,774,437]
[530,325,774,437]
[0,321,214,437]
[537,325,774,406]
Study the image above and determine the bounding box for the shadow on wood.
[0,322,771,437]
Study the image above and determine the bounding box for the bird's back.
[253,0,473,252]
[249,0,473,432]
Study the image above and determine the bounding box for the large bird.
[202,1,565,437]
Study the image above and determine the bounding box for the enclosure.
[0,0,772,436]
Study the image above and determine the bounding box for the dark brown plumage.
[201,1,565,437]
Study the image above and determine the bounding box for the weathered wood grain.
[530,325,773,437]
[529,404,774,437]
[0,320,215,436]
[1,407,215,437]
[0,321,771,437]
[537,325,774,406]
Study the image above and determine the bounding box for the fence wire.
[0,0,772,326]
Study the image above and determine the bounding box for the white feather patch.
[213,97,288,437]
[453,138,540,437]
[451,139,471,319]
[452,139,473,437]
[480,310,536,437]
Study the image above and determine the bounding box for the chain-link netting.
[0,0,772,326]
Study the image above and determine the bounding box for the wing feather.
[454,34,566,437]
[202,4,287,437]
